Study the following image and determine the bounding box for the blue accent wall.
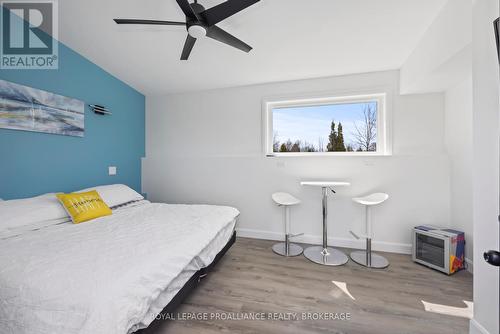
[0,44,145,200]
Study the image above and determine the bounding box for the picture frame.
[0,79,85,137]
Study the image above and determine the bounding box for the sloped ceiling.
[59,0,447,94]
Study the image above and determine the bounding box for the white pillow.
[0,193,70,230]
[77,184,144,208]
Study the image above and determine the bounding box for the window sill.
[266,152,391,157]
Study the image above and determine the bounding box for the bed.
[0,185,239,334]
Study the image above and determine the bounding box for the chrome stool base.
[272,242,303,257]
[350,250,389,269]
[304,246,348,266]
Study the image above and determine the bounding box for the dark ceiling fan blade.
[176,0,198,20]
[114,19,185,25]
[206,25,252,53]
[201,0,260,26]
[181,34,197,60]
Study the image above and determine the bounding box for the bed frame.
[135,231,237,334]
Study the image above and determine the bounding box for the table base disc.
[303,246,348,266]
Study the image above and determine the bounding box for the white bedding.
[0,201,239,334]
[131,217,236,333]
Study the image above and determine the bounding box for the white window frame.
[262,91,392,157]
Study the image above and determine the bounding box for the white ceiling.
[59,0,447,95]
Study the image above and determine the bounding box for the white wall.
[470,0,499,333]
[400,0,472,94]
[143,70,450,254]
[444,77,474,267]
[401,0,475,273]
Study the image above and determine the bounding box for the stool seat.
[352,193,389,206]
[272,192,301,206]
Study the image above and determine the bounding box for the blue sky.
[273,102,377,150]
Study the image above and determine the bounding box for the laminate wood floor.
[156,237,473,334]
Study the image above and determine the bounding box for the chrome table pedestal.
[303,245,349,266]
[301,182,350,266]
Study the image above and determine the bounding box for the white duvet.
[0,202,239,334]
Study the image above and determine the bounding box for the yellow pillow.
[57,190,112,224]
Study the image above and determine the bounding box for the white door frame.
[470,1,500,333]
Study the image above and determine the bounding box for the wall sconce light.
[89,104,112,115]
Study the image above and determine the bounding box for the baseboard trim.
[236,228,412,255]
[469,318,491,334]
[465,257,473,274]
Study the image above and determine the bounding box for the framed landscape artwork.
[0,79,84,137]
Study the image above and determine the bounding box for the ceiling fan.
[114,0,260,60]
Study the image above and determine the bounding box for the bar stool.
[272,192,303,257]
[350,193,389,268]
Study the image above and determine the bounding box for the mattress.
[130,216,236,333]
[0,200,239,334]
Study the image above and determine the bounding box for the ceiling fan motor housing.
[186,2,207,38]
[188,25,207,38]
[190,2,206,15]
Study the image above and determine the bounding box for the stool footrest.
[349,230,368,240]
[288,233,304,239]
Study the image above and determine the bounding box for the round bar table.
[300,181,351,266]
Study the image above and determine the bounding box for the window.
[263,93,389,156]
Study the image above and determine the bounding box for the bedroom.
[0,0,498,334]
